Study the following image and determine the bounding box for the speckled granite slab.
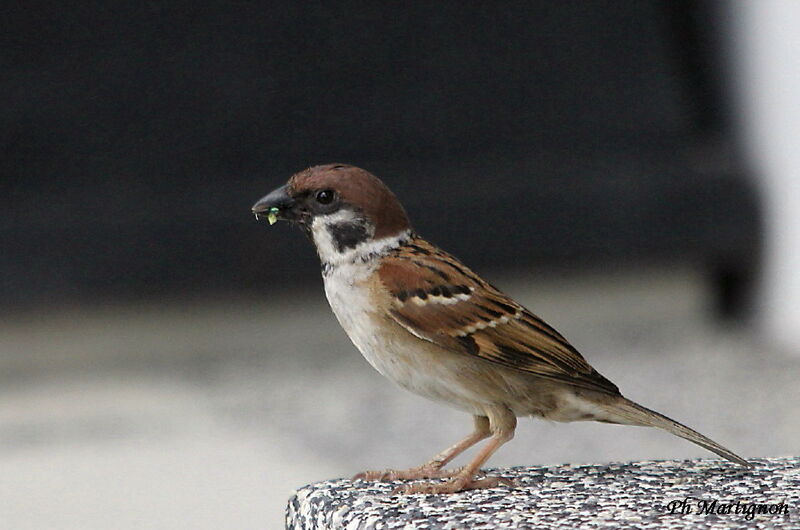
[286,457,797,529]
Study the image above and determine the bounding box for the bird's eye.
[315,189,335,205]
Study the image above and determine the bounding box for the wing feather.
[379,238,620,395]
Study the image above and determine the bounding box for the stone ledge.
[286,457,797,529]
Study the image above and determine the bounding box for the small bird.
[252,164,750,494]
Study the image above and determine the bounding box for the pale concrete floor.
[0,265,797,529]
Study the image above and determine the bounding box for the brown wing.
[378,238,620,395]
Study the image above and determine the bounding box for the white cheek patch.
[311,220,336,260]
[314,217,411,270]
[311,210,368,262]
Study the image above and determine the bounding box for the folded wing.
[378,238,620,396]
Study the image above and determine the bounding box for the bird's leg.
[396,407,517,494]
[353,415,491,481]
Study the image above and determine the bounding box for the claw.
[394,475,517,495]
[352,465,515,493]
[352,465,466,483]
[352,470,394,481]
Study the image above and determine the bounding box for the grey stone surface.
[286,457,798,529]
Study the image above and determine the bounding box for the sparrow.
[252,164,750,495]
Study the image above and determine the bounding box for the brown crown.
[288,164,412,238]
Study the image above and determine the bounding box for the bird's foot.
[392,473,516,495]
[353,464,472,482]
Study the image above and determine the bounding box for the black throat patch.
[326,221,370,253]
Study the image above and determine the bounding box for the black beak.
[252,184,296,223]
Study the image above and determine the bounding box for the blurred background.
[1,1,798,528]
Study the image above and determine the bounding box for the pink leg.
[397,406,517,494]
[353,415,491,481]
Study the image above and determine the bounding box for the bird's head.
[252,164,412,262]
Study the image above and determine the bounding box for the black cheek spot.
[327,221,369,252]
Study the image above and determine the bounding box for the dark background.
[1,1,760,311]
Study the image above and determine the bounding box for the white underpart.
[321,230,417,382]
[320,228,494,414]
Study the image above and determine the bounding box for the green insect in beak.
[266,207,280,225]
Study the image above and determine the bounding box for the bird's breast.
[321,265,492,415]
[323,263,395,375]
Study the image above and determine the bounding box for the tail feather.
[598,398,752,468]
